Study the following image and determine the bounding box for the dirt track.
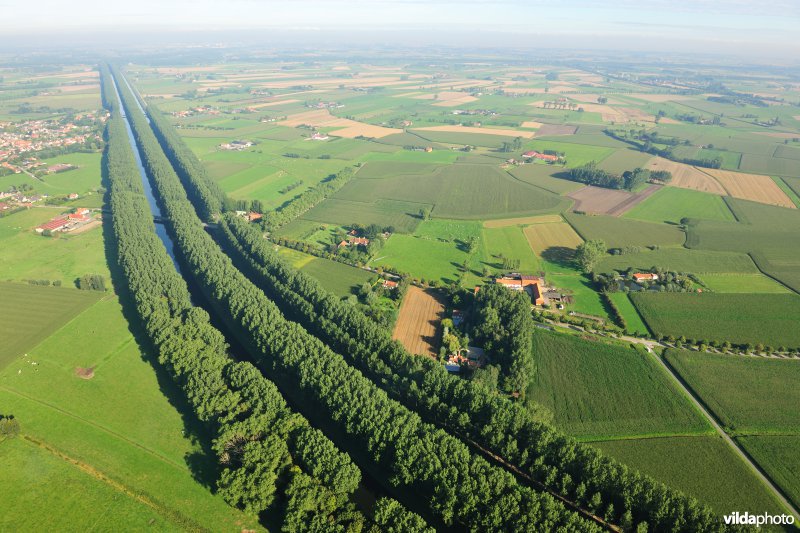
[392,286,445,357]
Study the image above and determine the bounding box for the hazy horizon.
[2,0,799,63]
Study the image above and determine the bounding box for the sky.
[2,0,799,59]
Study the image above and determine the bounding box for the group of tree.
[569,162,668,191]
[76,273,105,291]
[575,239,607,273]
[261,167,355,231]
[217,214,731,532]
[104,66,424,530]
[500,136,524,153]
[604,129,722,169]
[115,66,595,531]
[470,283,535,394]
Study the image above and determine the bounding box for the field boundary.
[656,354,800,520]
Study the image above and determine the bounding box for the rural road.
[650,353,800,521]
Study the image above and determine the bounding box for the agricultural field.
[701,168,796,209]
[0,208,110,284]
[594,436,787,517]
[631,293,800,347]
[595,248,759,275]
[523,221,583,255]
[700,273,791,293]
[607,292,650,335]
[645,157,727,195]
[737,437,800,510]
[623,187,735,225]
[529,330,710,439]
[277,246,373,296]
[0,282,101,370]
[392,286,445,357]
[564,212,686,248]
[664,350,800,433]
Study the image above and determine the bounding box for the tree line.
[113,66,594,532]
[568,162,671,191]
[216,213,732,532]
[103,66,427,531]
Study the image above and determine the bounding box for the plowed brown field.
[392,286,446,357]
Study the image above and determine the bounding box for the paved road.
[649,352,800,521]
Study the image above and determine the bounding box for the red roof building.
[248,211,262,222]
[495,274,545,305]
[382,280,398,290]
[522,150,559,162]
[36,217,69,233]
[633,273,659,281]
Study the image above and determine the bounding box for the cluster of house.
[234,210,263,222]
[0,190,79,209]
[522,150,560,162]
[171,105,220,118]
[446,346,488,373]
[0,116,104,173]
[219,140,254,151]
[308,132,330,141]
[493,273,566,308]
[34,208,94,234]
[305,101,344,109]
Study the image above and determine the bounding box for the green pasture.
[623,187,735,225]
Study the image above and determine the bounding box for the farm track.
[654,354,800,521]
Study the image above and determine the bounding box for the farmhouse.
[309,132,329,141]
[382,280,398,290]
[67,193,79,200]
[338,236,370,249]
[495,274,545,305]
[248,211,263,222]
[35,216,70,233]
[522,150,560,163]
[633,273,659,281]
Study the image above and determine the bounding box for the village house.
[522,150,560,163]
[633,273,659,282]
[495,274,545,305]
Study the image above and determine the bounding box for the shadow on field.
[541,246,577,270]
[100,146,218,491]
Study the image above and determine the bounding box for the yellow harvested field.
[279,109,400,138]
[247,99,300,109]
[329,124,403,138]
[392,286,445,358]
[432,96,479,107]
[701,169,796,209]
[645,157,727,195]
[523,222,583,255]
[58,84,100,93]
[484,214,563,228]
[415,125,535,138]
[520,121,543,129]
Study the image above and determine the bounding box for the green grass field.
[595,248,759,275]
[278,246,373,297]
[700,273,791,293]
[623,187,735,225]
[631,293,800,347]
[507,165,585,195]
[737,436,800,511]
[0,282,101,370]
[564,212,686,248]
[373,233,468,284]
[302,198,424,234]
[594,436,787,517]
[607,292,650,335]
[0,208,110,285]
[528,330,710,439]
[547,273,609,318]
[0,295,261,531]
[0,437,179,532]
[664,350,800,433]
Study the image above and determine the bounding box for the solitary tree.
[575,239,607,273]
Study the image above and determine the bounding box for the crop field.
[631,293,800,347]
[391,286,445,357]
[664,350,800,433]
[564,212,686,248]
[523,221,583,255]
[607,292,650,335]
[596,148,653,174]
[413,218,482,242]
[414,125,536,139]
[700,273,790,293]
[567,185,638,215]
[595,248,759,275]
[301,198,424,233]
[737,437,800,510]
[623,187,735,224]
[334,163,568,220]
[701,168,796,209]
[0,282,101,370]
[594,436,786,517]
[482,214,563,228]
[739,153,800,177]
[479,226,540,274]
[645,157,727,195]
[528,330,710,439]
[506,165,585,194]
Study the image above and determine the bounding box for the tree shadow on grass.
[100,146,218,491]
[541,246,578,271]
